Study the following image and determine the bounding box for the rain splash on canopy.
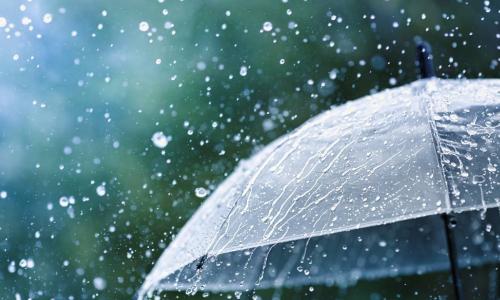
[138,78,500,298]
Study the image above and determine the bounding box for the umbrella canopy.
[138,78,500,298]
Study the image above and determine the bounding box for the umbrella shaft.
[417,42,435,78]
[441,214,464,300]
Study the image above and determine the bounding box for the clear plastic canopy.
[138,78,500,298]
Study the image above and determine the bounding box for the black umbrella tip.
[416,41,435,79]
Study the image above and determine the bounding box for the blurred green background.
[0,0,497,299]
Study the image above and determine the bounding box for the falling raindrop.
[93,277,107,290]
[19,259,27,268]
[96,184,106,197]
[239,66,248,76]
[43,13,53,24]
[151,132,168,148]
[262,21,273,32]
[164,21,174,29]
[59,196,69,207]
[195,187,208,198]
[7,262,15,273]
[138,21,150,32]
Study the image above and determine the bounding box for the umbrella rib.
[420,88,452,212]
[419,79,464,300]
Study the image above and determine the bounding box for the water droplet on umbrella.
[472,175,485,185]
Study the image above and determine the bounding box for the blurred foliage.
[0,0,497,299]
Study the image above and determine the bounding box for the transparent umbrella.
[138,47,500,299]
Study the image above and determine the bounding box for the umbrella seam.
[419,79,453,213]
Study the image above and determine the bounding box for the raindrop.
[262,21,273,32]
[26,258,35,268]
[63,146,72,155]
[138,21,150,32]
[19,259,27,268]
[195,187,208,198]
[93,277,107,290]
[59,196,69,207]
[0,17,7,28]
[21,17,31,26]
[378,240,387,247]
[472,175,485,185]
[151,132,168,148]
[164,21,174,29]
[42,13,53,24]
[329,69,338,80]
[239,66,248,76]
[96,184,106,197]
[0,191,7,199]
[8,262,15,273]
[196,61,207,71]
